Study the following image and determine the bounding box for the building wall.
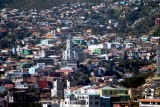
[51,79,65,99]
[100,97,110,107]
[99,89,128,97]
[139,103,160,107]
[41,39,56,45]
[88,44,105,52]
[157,49,160,74]
[29,67,36,74]
[113,104,121,107]
[62,94,100,107]
[23,49,32,55]
[0,100,8,107]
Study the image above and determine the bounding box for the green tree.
[152,27,160,37]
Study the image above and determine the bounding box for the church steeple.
[63,37,74,60]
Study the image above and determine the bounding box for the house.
[7,72,31,83]
[0,98,8,107]
[128,87,145,100]
[8,90,40,105]
[55,66,74,76]
[40,39,57,45]
[22,49,32,55]
[100,96,120,107]
[61,93,100,107]
[40,100,60,107]
[112,101,138,107]
[72,37,85,45]
[139,99,160,107]
[124,72,134,78]
[33,58,54,65]
[155,18,160,26]
[124,43,134,48]
[99,86,129,101]
[51,78,65,100]
[88,44,106,53]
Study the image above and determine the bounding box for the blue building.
[40,39,56,45]
[100,96,120,107]
[29,67,36,74]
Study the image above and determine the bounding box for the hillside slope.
[0,0,102,10]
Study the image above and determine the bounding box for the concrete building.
[61,93,100,107]
[99,86,129,101]
[63,38,75,60]
[88,44,106,53]
[72,37,85,45]
[155,18,160,27]
[41,39,57,45]
[144,88,155,99]
[0,98,8,107]
[62,38,79,68]
[157,44,160,75]
[51,78,65,100]
[139,99,160,107]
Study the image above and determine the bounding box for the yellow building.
[98,86,128,97]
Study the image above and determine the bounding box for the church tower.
[62,37,79,69]
[63,38,74,60]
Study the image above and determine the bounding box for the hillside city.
[0,0,160,107]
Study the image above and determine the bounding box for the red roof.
[139,99,160,102]
[38,81,48,89]
[0,29,8,33]
[4,84,15,88]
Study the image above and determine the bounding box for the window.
[95,102,99,105]
[105,91,107,94]
[110,91,112,95]
[95,96,99,99]
[90,102,92,105]
[125,91,128,94]
[65,101,67,104]
[142,102,150,104]
[90,96,92,99]
[86,102,88,105]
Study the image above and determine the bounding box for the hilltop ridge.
[0,0,102,10]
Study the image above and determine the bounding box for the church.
[61,37,79,70]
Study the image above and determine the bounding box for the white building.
[88,44,106,52]
[139,99,160,107]
[124,42,134,48]
[157,46,160,75]
[144,88,155,99]
[63,38,75,60]
[51,78,65,99]
[61,93,100,107]
[62,38,79,68]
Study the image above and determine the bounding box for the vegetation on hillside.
[0,0,104,10]
[0,21,31,49]
[120,72,154,88]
